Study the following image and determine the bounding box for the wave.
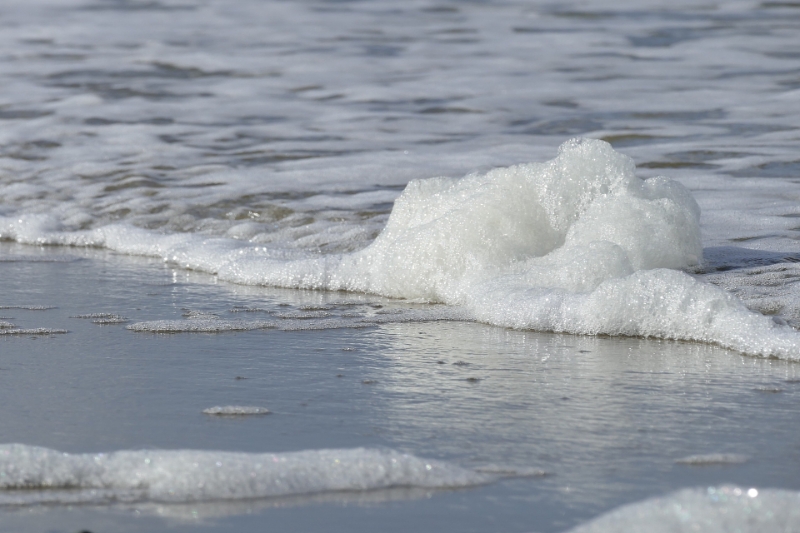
[2,139,799,358]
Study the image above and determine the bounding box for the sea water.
[2,0,800,531]
[3,245,800,532]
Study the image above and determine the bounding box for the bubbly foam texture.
[7,139,800,358]
[127,318,275,333]
[0,328,67,336]
[216,139,702,294]
[567,486,800,533]
[212,139,800,358]
[675,454,749,465]
[0,444,489,506]
[1,0,800,358]
[203,406,271,416]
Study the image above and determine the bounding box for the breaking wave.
[3,139,799,358]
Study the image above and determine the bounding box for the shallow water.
[3,0,800,531]
[2,0,800,252]
[2,243,800,532]
[3,0,800,340]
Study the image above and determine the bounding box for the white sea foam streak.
[567,486,800,533]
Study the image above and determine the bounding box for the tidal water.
[2,243,800,533]
[2,0,800,531]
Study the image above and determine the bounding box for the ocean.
[1,0,800,531]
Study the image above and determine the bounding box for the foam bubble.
[209,139,800,359]
[92,318,128,325]
[72,313,128,324]
[6,139,800,358]
[0,444,490,505]
[675,454,749,465]
[567,486,800,533]
[0,328,67,335]
[127,319,275,333]
[203,406,271,416]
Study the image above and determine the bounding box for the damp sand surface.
[2,242,800,532]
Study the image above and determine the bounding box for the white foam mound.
[221,138,702,294]
[215,139,800,358]
[567,486,800,533]
[4,138,800,358]
[126,318,275,333]
[0,444,489,506]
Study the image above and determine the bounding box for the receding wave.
[674,453,749,465]
[0,444,490,506]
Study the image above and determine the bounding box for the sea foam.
[3,139,800,358]
[215,138,800,358]
[567,486,800,533]
[0,444,489,506]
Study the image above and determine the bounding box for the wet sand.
[2,242,800,533]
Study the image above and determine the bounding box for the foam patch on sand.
[675,453,749,465]
[4,139,800,358]
[567,486,800,533]
[0,444,490,506]
[127,318,275,333]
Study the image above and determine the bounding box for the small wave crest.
[0,328,67,336]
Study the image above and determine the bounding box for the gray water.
[2,242,800,532]
[3,0,800,531]
[3,0,800,256]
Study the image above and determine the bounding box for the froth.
[213,139,800,358]
[0,328,67,336]
[4,139,800,358]
[0,444,489,505]
[567,486,800,533]
[221,139,702,300]
[203,406,271,416]
[674,453,749,465]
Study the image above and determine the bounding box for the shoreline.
[1,242,800,532]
